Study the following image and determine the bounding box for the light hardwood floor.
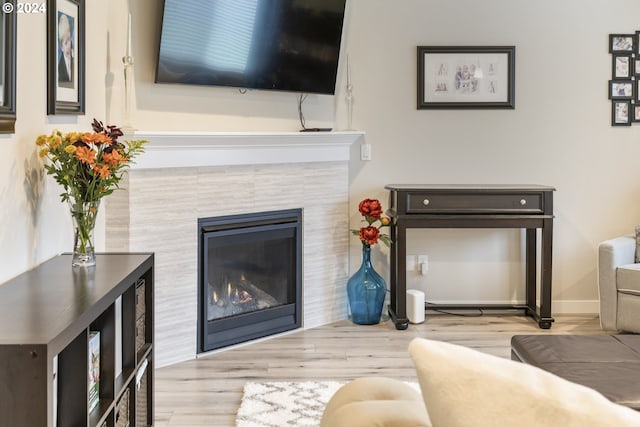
[154,312,603,426]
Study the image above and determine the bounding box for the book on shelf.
[88,331,100,412]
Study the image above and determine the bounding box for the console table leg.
[539,218,554,327]
[538,320,553,329]
[390,311,409,330]
[389,223,409,329]
[525,228,536,312]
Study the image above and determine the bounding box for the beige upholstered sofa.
[598,234,640,333]
[321,338,640,427]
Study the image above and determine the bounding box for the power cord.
[425,301,484,317]
[297,93,332,132]
[298,93,308,130]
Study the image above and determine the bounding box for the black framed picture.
[608,80,634,100]
[612,100,632,126]
[47,0,85,115]
[632,104,640,123]
[609,34,635,53]
[634,59,640,77]
[613,54,633,79]
[417,46,515,109]
[0,0,16,133]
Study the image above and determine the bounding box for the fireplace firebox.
[197,209,302,352]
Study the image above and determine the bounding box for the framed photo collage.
[609,33,640,126]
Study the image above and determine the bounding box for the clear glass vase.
[347,244,387,325]
[69,199,100,267]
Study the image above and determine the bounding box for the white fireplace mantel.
[126,131,364,169]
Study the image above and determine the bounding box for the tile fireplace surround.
[105,131,363,367]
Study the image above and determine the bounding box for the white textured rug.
[236,381,421,427]
[236,381,344,427]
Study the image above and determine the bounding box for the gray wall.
[342,0,640,311]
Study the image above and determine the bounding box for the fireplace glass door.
[198,209,302,352]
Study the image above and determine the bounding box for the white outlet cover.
[406,255,417,271]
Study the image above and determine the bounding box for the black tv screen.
[155,0,347,95]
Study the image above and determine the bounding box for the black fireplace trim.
[197,208,303,353]
[205,305,297,350]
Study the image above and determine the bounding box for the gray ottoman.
[511,334,640,410]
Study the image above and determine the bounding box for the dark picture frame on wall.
[634,58,640,77]
[612,54,633,79]
[609,34,635,53]
[612,100,632,126]
[632,104,640,122]
[0,0,17,133]
[417,46,515,109]
[608,80,634,100]
[46,0,85,115]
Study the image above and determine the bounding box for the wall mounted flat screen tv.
[155,0,347,95]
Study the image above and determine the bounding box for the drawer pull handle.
[423,199,430,206]
[520,199,527,206]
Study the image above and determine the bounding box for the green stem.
[70,200,99,255]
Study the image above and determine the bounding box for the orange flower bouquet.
[36,119,147,266]
[351,198,391,247]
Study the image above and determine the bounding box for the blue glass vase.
[347,244,386,325]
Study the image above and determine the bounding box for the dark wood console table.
[385,184,555,330]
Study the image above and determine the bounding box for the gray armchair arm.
[598,235,636,331]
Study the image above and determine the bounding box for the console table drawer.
[406,192,543,214]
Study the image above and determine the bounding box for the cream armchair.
[598,234,640,333]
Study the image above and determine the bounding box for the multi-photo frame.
[416,46,516,109]
[608,32,640,126]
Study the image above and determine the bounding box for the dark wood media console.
[0,253,154,427]
[385,184,555,330]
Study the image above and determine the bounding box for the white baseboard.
[551,300,599,315]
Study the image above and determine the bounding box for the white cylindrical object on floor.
[406,289,425,324]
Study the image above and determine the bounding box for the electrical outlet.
[418,255,429,275]
[360,143,372,161]
[406,255,416,271]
